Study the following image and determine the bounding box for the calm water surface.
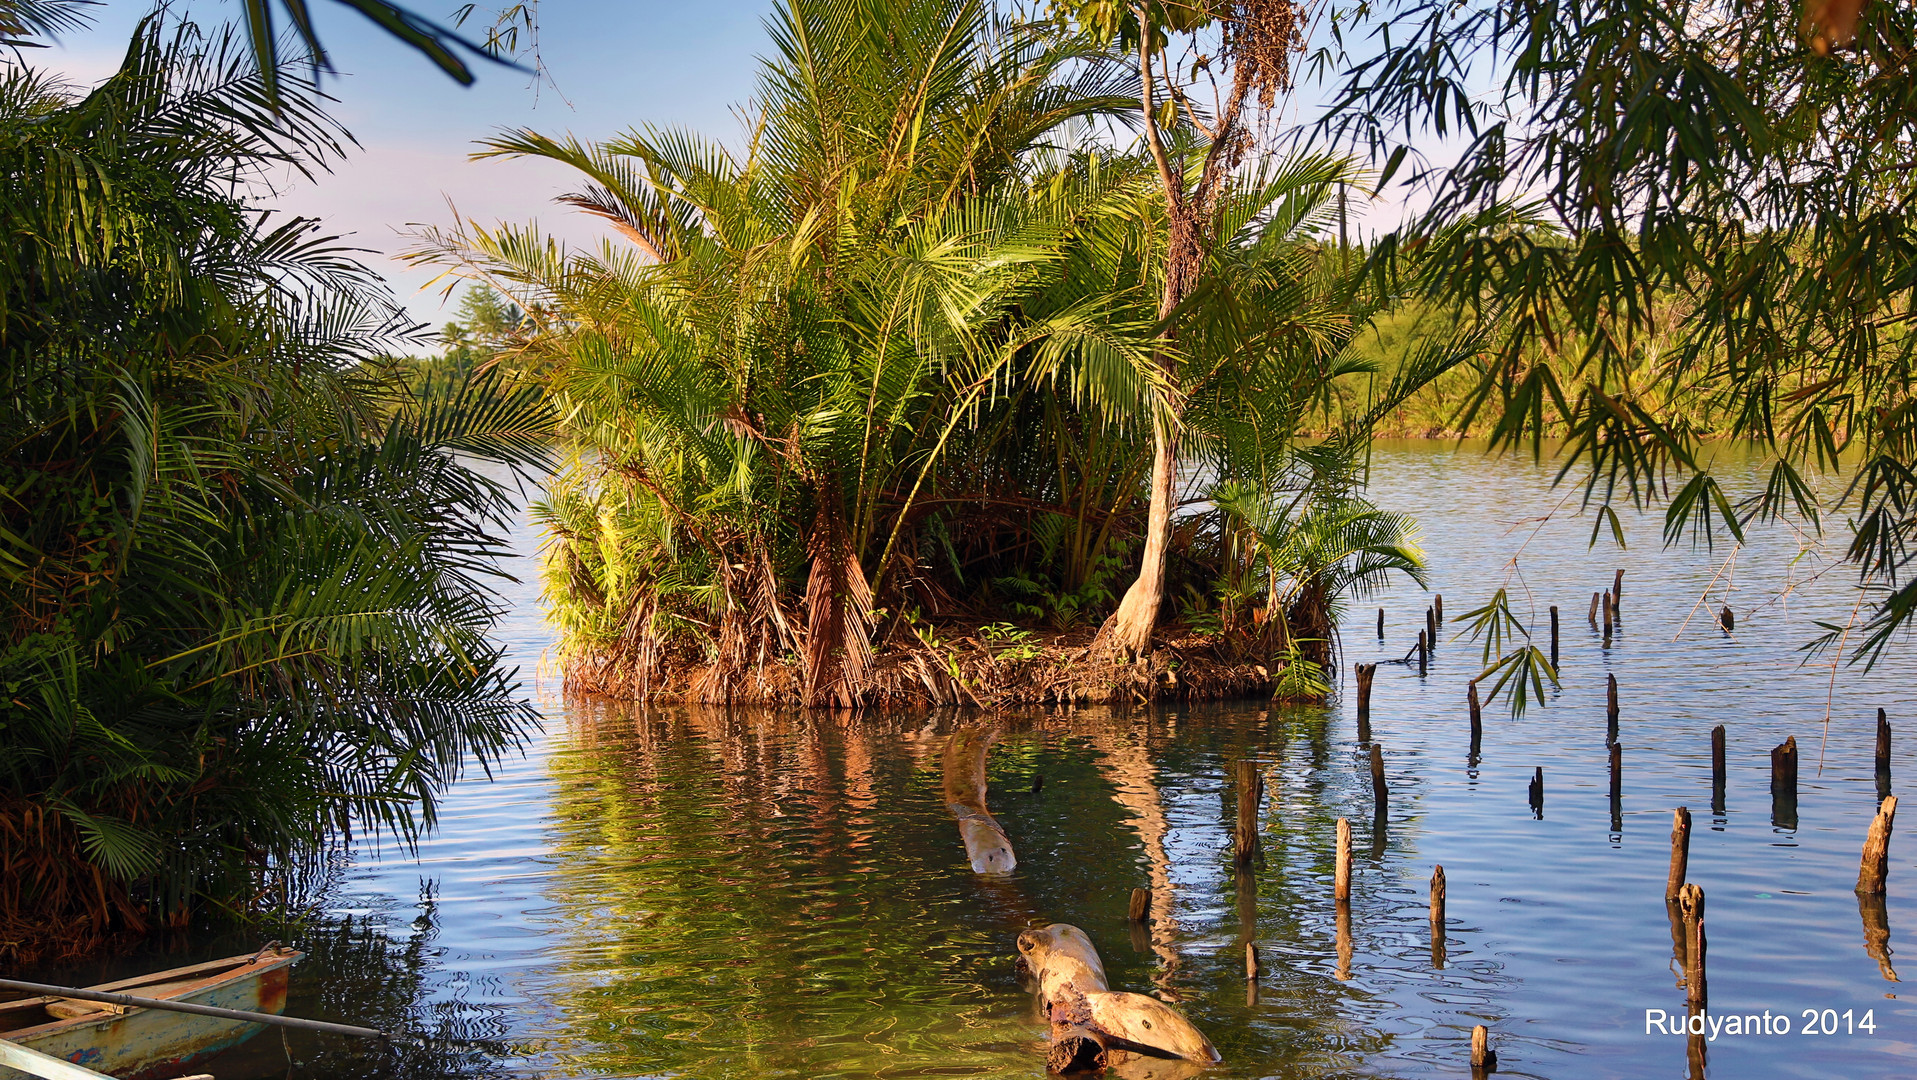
[45,444,1917,1078]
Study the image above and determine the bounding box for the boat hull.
[0,951,297,1080]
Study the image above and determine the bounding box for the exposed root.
[562,624,1309,708]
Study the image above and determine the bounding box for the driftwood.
[1017,923,1221,1069]
[944,727,1015,874]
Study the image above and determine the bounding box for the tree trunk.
[1102,416,1178,658]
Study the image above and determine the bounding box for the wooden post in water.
[1426,606,1438,650]
[1377,607,1385,638]
[1435,594,1444,623]
[1718,605,1734,632]
[1602,591,1614,638]
[1858,795,1898,896]
[1470,1025,1495,1071]
[1370,744,1388,816]
[1550,605,1560,667]
[1679,883,1707,1005]
[1234,760,1264,867]
[1613,569,1625,613]
[1031,773,1044,795]
[1771,734,1799,830]
[1878,708,1892,785]
[1667,807,1692,899]
[1468,682,1483,755]
[1429,865,1446,968]
[1606,673,1620,745]
[1588,591,1601,627]
[1417,630,1428,676]
[1771,736,1798,796]
[1355,663,1376,739]
[1711,725,1727,815]
[1528,766,1544,817]
[1334,817,1352,900]
[1244,942,1260,981]
[1128,887,1151,924]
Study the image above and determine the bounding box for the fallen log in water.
[943,726,1015,874]
[1017,923,1221,1070]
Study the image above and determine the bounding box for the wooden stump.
[1417,630,1428,677]
[1667,807,1692,899]
[1606,673,1619,745]
[1468,682,1483,754]
[1613,568,1625,611]
[1234,760,1264,867]
[1355,663,1376,737]
[1370,744,1388,813]
[1602,591,1615,637]
[1710,725,1726,815]
[1858,795,1898,896]
[1244,941,1260,981]
[1718,605,1734,632]
[1587,591,1600,627]
[1878,708,1892,780]
[1435,594,1444,623]
[1430,864,1447,968]
[1771,736,1799,831]
[1426,606,1438,650]
[1377,607,1385,638]
[1128,887,1151,924]
[1528,766,1544,816]
[1470,1024,1495,1071]
[1550,605,1560,667]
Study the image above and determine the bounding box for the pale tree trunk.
[1102,416,1178,658]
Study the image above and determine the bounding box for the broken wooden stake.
[1718,605,1734,632]
[1128,887,1150,924]
[1355,663,1376,736]
[1858,795,1898,896]
[1610,743,1624,832]
[1667,807,1692,900]
[1335,817,1352,900]
[1711,725,1726,815]
[1587,591,1601,627]
[1426,606,1438,650]
[1435,594,1444,623]
[1430,864,1447,969]
[1602,592,1614,638]
[1613,569,1625,611]
[1377,607,1385,638]
[1370,744,1388,813]
[1234,760,1264,867]
[1471,1024,1496,1071]
[1550,605,1560,667]
[1606,673,1619,745]
[1771,736,1799,798]
[1468,682,1483,752]
[1878,708,1892,783]
[1417,630,1428,677]
[1244,942,1260,981]
[1030,773,1044,795]
[1528,767,1543,817]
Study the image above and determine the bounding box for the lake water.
[44,442,1917,1078]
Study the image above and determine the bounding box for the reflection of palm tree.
[1091,722,1182,982]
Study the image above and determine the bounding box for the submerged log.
[943,726,1016,874]
[1019,923,1221,1066]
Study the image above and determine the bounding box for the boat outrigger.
[0,948,300,1080]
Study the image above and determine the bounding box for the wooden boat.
[0,948,300,1080]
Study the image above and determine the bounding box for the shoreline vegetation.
[418,0,1446,712]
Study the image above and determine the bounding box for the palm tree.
[0,18,546,959]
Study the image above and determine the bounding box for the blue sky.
[37,2,1427,341]
[42,1,777,332]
